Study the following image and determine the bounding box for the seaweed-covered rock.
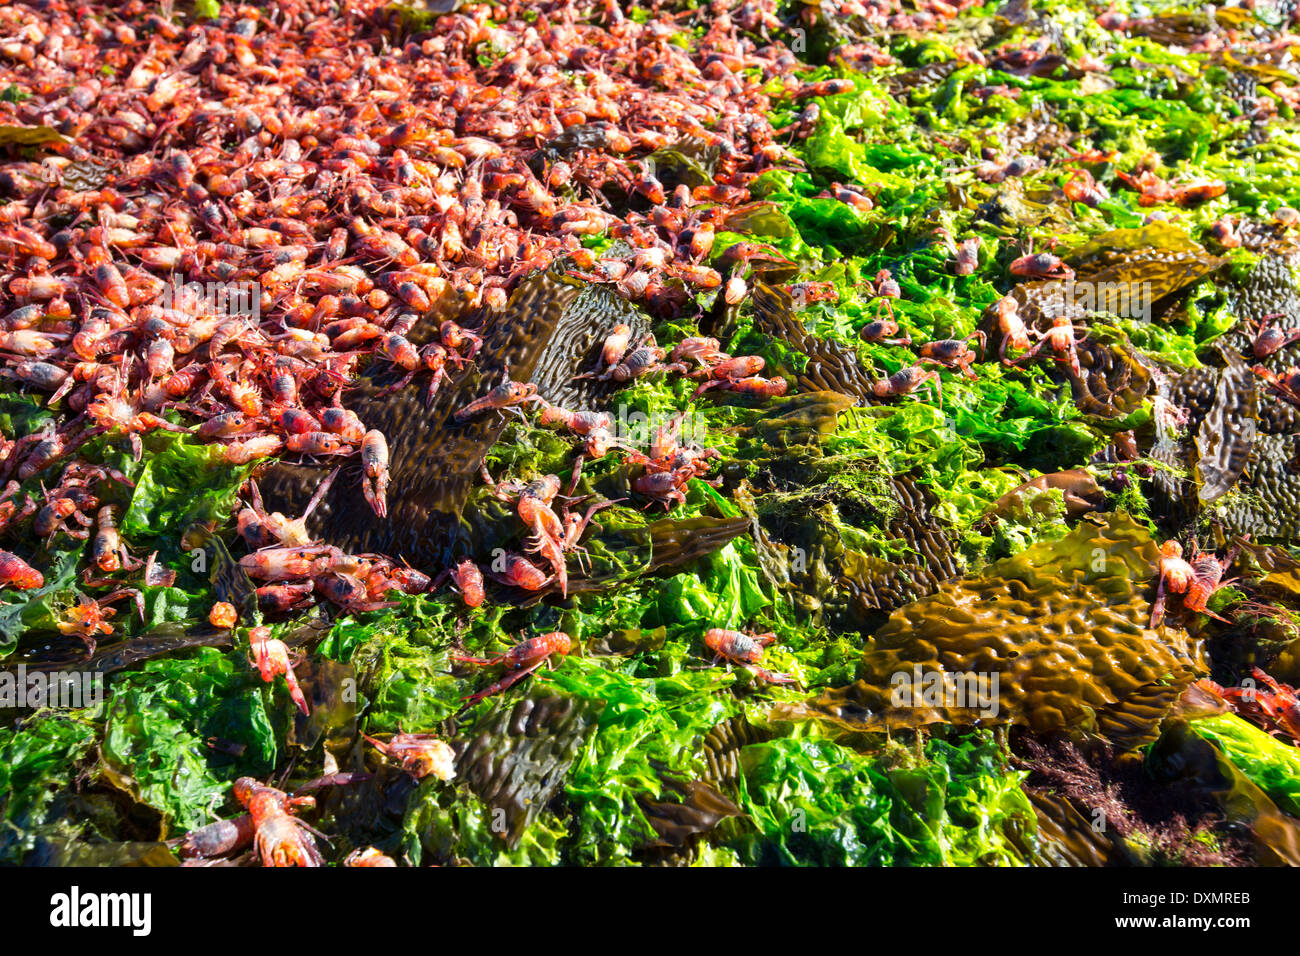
[255,264,748,585]
[1149,719,1300,866]
[778,514,1205,742]
[726,733,1037,866]
[1257,395,1300,435]
[838,476,962,607]
[1171,364,1222,423]
[1025,790,1112,866]
[1016,729,1253,866]
[732,391,857,454]
[755,474,961,630]
[1066,223,1208,269]
[1126,7,1255,45]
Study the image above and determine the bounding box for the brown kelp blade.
[776,514,1206,744]
[259,264,587,567]
[260,263,747,581]
[749,282,877,403]
[1195,348,1257,504]
[455,693,600,849]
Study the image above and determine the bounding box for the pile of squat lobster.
[0,0,1266,629]
[0,0,869,638]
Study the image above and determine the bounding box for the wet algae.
[780,514,1205,741]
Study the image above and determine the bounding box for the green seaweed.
[100,648,279,832]
[1192,713,1300,819]
[0,714,98,864]
[729,732,1035,866]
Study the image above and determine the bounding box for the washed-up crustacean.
[703,628,796,685]
[360,429,390,519]
[1246,314,1300,359]
[345,847,398,867]
[1181,539,1246,624]
[362,731,457,781]
[670,336,729,368]
[58,590,142,655]
[0,548,44,590]
[871,366,943,405]
[1003,315,1086,377]
[0,0,816,609]
[1009,250,1074,281]
[1218,668,1300,745]
[453,379,545,424]
[238,471,337,551]
[1254,365,1300,406]
[177,815,255,863]
[248,626,310,716]
[859,308,912,346]
[1151,541,1197,627]
[917,332,986,380]
[231,777,323,868]
[452,631,572,705]
[580,335,684,384]
[447,558,486,608]
[5,0,1291,871]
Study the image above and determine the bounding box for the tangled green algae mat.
[14,0,1300,866]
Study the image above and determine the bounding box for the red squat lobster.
[360,428,390,519]
[362,731,456,781]
[451,631,571,706]
[691,355,788,401]
[1253,365,1300,407]
[1150,538,1245,627]
[624,411,723,510]
[248,626,310,716]
[0,549,44,590]
[1219,667,1300,745]
[1002,315,1087,377]
[1245,313,1300,359]
[577,333,684,383]
[482,468,570,596]
[537,402,624,489]
[231,777,323,868]
[703,628,796,685]
[453,376,545,424]
[345,847,398,867]
[442,558,485,608]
